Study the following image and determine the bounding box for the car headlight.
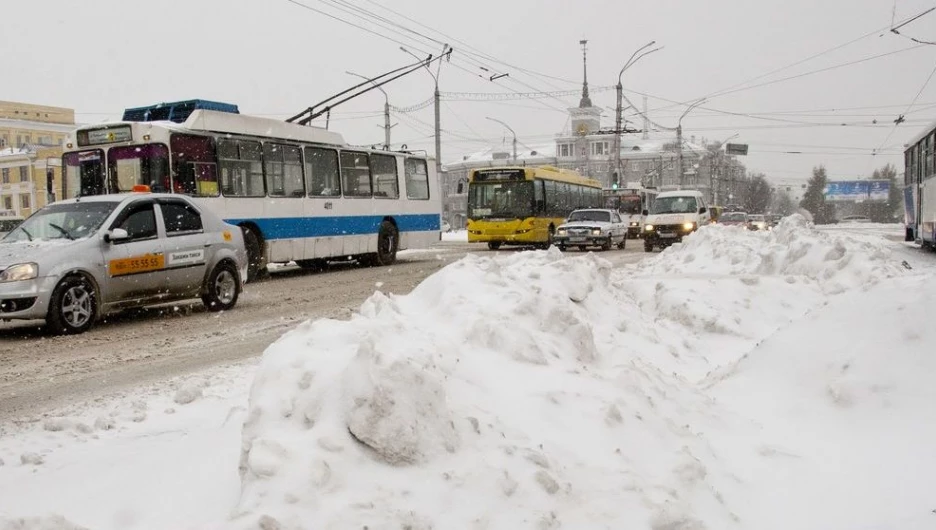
[591,229,602,236]
[557,228,567,235]
[644,224,654,231]
[630,222,639,227]
[682,222,696,231]
[0,263,38,283]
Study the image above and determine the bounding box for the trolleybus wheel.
[374,221,399,266]
[488,242,502,250]
[242,226,263,282]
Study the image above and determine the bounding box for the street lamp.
[486,117,517,162]
[613,41,663,185]
[401,44,449,176]
[346,71,393,150]
[676,97,707,187]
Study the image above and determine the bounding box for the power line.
[877,58,936,151]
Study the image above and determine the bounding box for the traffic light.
[612,172,619,189]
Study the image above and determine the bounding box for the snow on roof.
[444,143,556,170]
[0,146,30,158]
[0,117,77,134]
[619,131,705,155]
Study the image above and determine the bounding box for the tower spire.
[579,39,592,108]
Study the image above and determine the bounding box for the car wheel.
[202,261,240,312]
[618,237,626,250]
[488,241,502,250]
[241,226,264,282]
[601,239,612,251]
[557,245,566,252]
[374,220,399,266]
[644,241,654,252]
[46,275,97,335]
[578,245,587,252]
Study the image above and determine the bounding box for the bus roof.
[182,110,346,146]
[470,165,601,187]
[905,117,936,150]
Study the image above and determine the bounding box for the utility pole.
[346,70,395,149]
[613,41,661,187]
[677,98,706,188]
[486,117,517,162]
[401,44,450,176]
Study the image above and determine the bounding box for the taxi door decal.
[166,249,206,268]
[108,253,165,277]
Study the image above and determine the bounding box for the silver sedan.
[0,193,247,334]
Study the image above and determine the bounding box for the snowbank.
[638,214,906,294]
[234,249,745,529]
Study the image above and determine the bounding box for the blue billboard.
[824,180,890,202]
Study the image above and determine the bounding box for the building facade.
[0,101,75,215]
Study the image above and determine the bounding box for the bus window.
[340,151,372,197]
[219,139,264,197]
[170,134,218,196]
[108,144,170,193]
[370,154,399,199]
[264,143,304,198]
[305,147,341,197]
[63,150,105,197]
[534,179,545,213]
[405,158,430,200]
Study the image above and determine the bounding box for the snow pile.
[234,249,743,529]
[703,272,936,529]
[0,515,87,530]
[639,214,906,293]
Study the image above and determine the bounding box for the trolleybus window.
[170,134,218,197]
[63,150,106,197]
[405,158,430,200]
[370,153,399,199]
[340,151,372,197]
[108,144,170,193]
[305,147,341,197]
[264,143,304,198]
[219,139,264,197]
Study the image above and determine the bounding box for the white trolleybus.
[61,100,441,281]
[602,183,658,238]
[904,118,936,247]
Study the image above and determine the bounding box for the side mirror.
[642,209,649,216]
[699,207,707,214]
[104,228,129,243]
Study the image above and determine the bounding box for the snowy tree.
[743,174,773,214]
[800,166,835,224]
[772,188,797,215]
[868,163,901,223]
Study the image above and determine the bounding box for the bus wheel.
[374,221,399,266]
[488,242,502,250]
[241,226,264,282]
[906,227,915,242]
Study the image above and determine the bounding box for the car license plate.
[659,232,677,239]
[570,237,586,243]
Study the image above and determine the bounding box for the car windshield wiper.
[15,225,33,241]
[47,223,75,240]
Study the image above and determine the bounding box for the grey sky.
[4,0,935,183]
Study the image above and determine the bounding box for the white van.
[641,190,711,252]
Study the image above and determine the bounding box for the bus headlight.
[644,224,654,232]
[682,222,696,231]
[630,222,639,227]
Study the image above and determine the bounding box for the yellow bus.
[467,166,602,249]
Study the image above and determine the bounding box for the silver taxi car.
[553,208,628,251]
[0,191,248,334]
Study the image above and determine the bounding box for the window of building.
[370,154,399,198]
[304,147,341,197]
[37,136,54,146]
[591,142,609,156]
[20,194,30,209]
[19,166,28,182]
[0,136,6,147]
[559,144,571,157]
[1,169,8,184]
[218,139,265,197]
[3,196,11,210]
[404,158,430,200]
[340,151,372,197]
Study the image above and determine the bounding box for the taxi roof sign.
[131,185,151,193]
